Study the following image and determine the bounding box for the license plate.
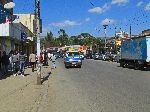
[72,62,76,64]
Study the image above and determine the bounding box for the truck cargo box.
[121,36,150,62]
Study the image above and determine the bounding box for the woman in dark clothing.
[1,51,10,75]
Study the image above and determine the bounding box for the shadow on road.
[0,71,12,80]
[66,66,82,69]
[41,72,51,84]
[117,65,150,71]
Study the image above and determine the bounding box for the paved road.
[44,59,150,112]
[1,59,150,112]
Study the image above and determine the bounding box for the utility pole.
[103,25,108,49]
[35,0,41,85]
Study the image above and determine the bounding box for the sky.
[13,0,150,38]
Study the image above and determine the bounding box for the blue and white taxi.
[64,51,82,68]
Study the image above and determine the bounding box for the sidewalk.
[0,65,51,112]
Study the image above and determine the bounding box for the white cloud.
[145,2,150,11]
[85,18,90,22]
[136,1,143,7]
[50,20,81,27]
[101,18,115,25]
[88,3,111,14]
[102,3,111,11]
[111,0,129,6]
[88,7,103,13]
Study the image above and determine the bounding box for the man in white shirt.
[50,55,56,69]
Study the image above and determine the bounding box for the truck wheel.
[134,62,140,70]
[120,61,127,68]
[123,62,128,68]
[135,63,144,70]
[140,66,144,70]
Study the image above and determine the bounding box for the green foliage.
[41,30,104,49]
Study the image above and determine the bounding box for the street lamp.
[103,25,108,49]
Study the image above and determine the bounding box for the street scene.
[0,0,150,112]
[1,59,150,112]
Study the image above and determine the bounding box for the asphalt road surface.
[43,59,150,112]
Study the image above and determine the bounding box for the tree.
[58,29,69,46]
[42,31,55,48]
[46,31,53,41]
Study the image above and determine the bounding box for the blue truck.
[64,51,82,68]
[119,36,150,70]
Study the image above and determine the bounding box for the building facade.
[0,0,14,55]
[14,14,35,34]
[140,29,150,36]
[13,14,36,55]
[115,31,128,39]
[0,1,35,55]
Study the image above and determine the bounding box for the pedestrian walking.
[1,51,10,75]
[19,51,26,77]
[50,54,56,69]
[43,51,48,66]
[9,50,14,72]
[12,51,19,76]
[40,52,44,64]
[48,52,51,59]
[29,52,36,72]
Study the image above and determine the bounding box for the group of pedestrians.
[40,52,57,69]
[0,50,57,78]
[0,50,26,77]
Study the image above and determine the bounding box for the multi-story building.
[14,14,35,34]
[140,29,150,36]
[115,31,128,39]
[0,0,14,54]
[13,14,36,54]
[0,1,34,55]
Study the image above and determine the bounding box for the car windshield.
[67,52,80,57]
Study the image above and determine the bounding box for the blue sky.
[13,0,150,38]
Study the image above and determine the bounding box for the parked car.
[102,52,111,61]
[110,53,117,62]
[85,50,93,59]
[54,52,61,59]
[93,53,103,60]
